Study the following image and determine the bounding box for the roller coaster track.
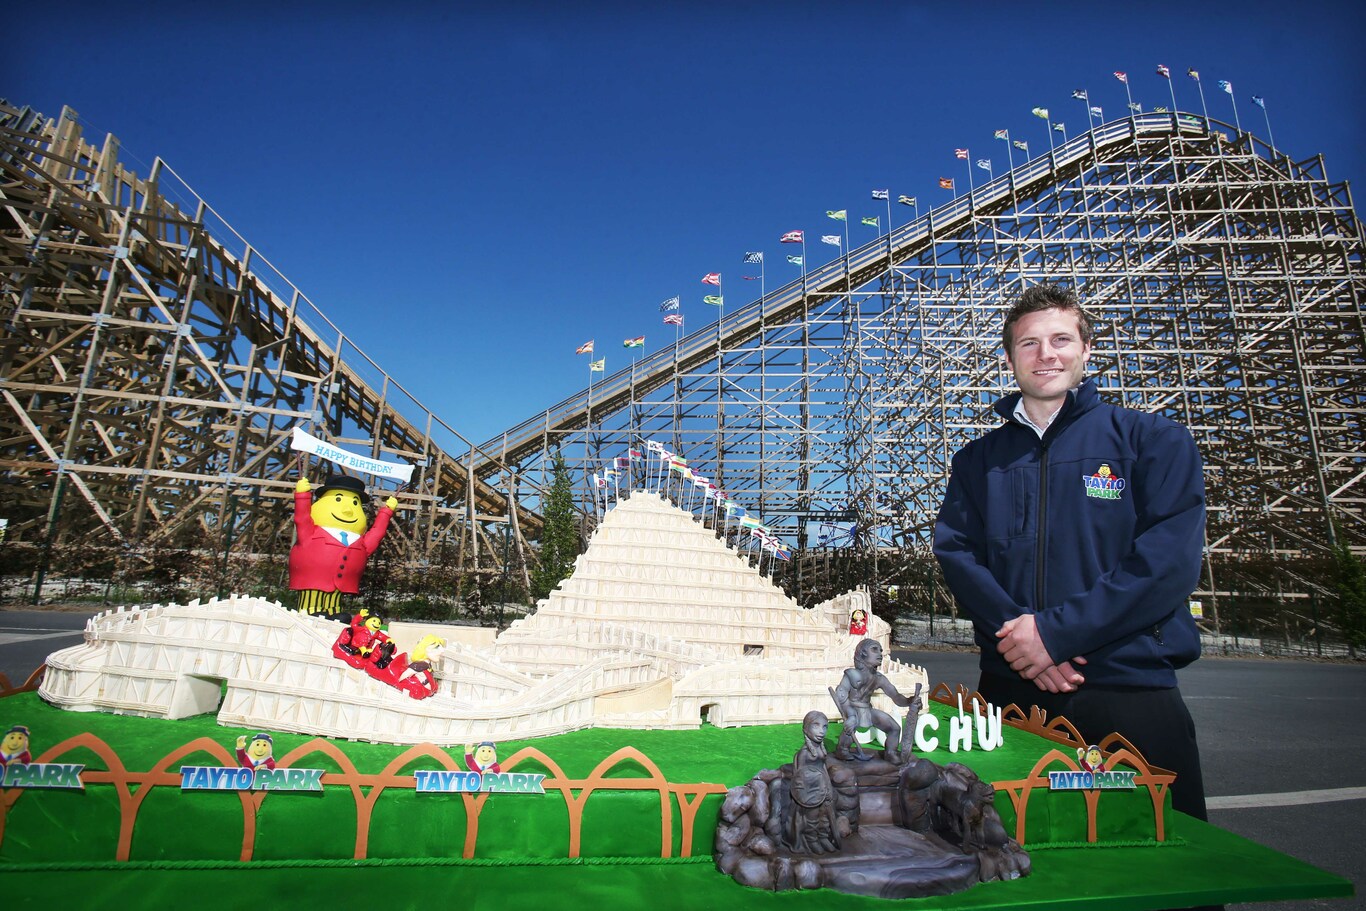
[0,102,537,579]
[473,113,1229,472]
[472,111,1365,622]
[1,100,1362,627]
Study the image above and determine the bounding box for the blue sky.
[11,0,1365,448]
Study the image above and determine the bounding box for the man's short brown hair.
[1003,283,1095,353]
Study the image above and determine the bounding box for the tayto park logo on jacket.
[1083,463,1126,501]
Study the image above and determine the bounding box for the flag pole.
[1039,109,1055,153]
[1117,71,1134,117]
[883,191,893,266]
[1254,96,1276,154]
[760,254,766,328]
[1189,69,1209,128]
[585,348,594,505]
[1159,65,1178,116]
[1220,80,1241,133]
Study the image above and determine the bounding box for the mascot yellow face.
[312,488,369,534]
[247,736,273,762]
[474,743,498,767]
[1,728,28,755]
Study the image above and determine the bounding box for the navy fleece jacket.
[933,379,1204,687]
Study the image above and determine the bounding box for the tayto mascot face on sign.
[1,725,32,767]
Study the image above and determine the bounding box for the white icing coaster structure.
[39,492,927,744]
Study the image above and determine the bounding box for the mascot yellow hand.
[296,477,311,493]
[386,496,398,510]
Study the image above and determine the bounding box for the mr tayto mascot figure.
[236,733,277,770]
[0,725,32,768]
[290,475,397,617]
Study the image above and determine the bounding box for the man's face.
[1006,308,1091,409]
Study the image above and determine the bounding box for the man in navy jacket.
[934,283,1212,824]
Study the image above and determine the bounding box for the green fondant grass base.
[2,817,1353,911]
[3,692,1165,864]
[0,691,1353,908]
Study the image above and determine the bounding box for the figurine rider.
[290,474,397,616]
[831,638,916,763]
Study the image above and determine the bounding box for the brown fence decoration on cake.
[930,683,1175,845]
[0,666,45,699]
[0,732,727,862]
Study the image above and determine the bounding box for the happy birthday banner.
[290,427,414,484]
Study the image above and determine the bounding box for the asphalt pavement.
[0,609,1360,909]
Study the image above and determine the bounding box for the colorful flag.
[993,129,1008,140]
[1156,64,1170,79]
[954,148,968,159]
[663,314,683,326]
[826,209,847,221]
[861,216,878,228]
[1089,106,1103,118]
[742,275,760,280]
[820,235,841,246]
[1072,89,1088,100]
[1127,102,1142,112]
[1187,68,1200,81]
[1053,122,1066,133]
[1114,71,1128,83]
[629,448,643,460]
[975,159,991,171]
[1251,95,1265,109]
[594,474,606,489]
[576,340,594,354]
[774,547,792,562]
[898,195,916,206]
[614,456,630,469]
[724,501,743,514]
[1154,106,1169,113]
[1218,80,1232,95]
[701,272,721,286]
[786,255,803,265]
[743,251,763,263]
[603,468,617,479]
[589,358,605,372]
[670,455,688,469]
[703,294,723,305]
[623,336,644,348]
[1032,107,1050,119]
[740,516,761,529]
[781,230,804,243]
[871,189,889,199]
[1012,140,1028,151]
[938,177,953,190]
[659,296,680,311]
[646,439,663,453]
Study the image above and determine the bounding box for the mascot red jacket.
[289,475,395,595]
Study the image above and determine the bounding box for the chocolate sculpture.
[714,643,1029,899]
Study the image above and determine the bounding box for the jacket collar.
[994,377,1100,430]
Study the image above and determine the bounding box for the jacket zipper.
[1034,440,1050,612]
